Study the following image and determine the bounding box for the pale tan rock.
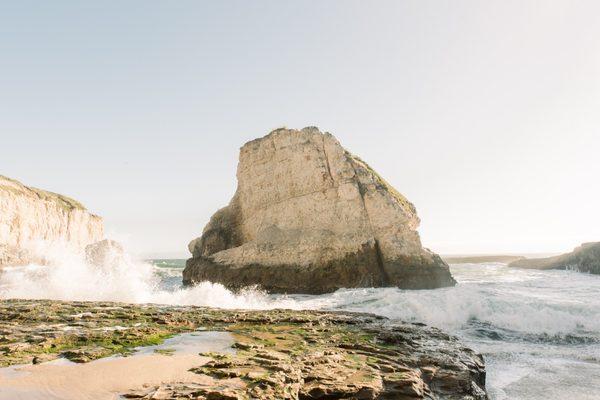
[85,239,125,269]
[0,175,103,266]
[184,127,455,293]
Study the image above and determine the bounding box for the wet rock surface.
[0,299,486,399]
[84,239,126,268]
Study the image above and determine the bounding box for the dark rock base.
[183,245,456,294]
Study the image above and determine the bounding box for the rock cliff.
[184,127,455,293]
[0,175,104,266]
[509,242,600,274]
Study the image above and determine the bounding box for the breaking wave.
[2,245,600,399]
[0,246,297,310]
[1,248,599,341]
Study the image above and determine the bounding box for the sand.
[0,331,236,400]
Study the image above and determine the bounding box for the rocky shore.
[0,299,487,399]
[509,242,600,274]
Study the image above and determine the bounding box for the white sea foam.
[3,246,600,399]
[2,248,600,338]
[0,245,297,309]
[296,282,600,336]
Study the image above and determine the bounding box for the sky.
[1,1,599,257]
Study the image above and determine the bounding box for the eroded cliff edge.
[0,175,104,266]
[509,242,600,274]
[184,127,455,293]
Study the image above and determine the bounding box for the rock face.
[0,175,104,266]
[184,127,455,293]
[509,242,600,274]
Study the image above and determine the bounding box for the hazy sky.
[2,1,599,257]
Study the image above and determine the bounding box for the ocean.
[1,255,599,399]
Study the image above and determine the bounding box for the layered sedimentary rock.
[1,299,488,399]
[184,127,455,293]
[0,175,103,266]
[509,242,600,274]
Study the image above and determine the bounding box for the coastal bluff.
[184,127,455,293]
[509,242,600,274]
[0,175,104,266]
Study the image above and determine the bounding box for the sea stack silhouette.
[184,127,455,293]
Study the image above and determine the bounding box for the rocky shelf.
[0,299,487,399]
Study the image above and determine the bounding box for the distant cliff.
[509,242,600,274]
[0,175,104,266]
[184,127,455,293]
[443,255,525,264]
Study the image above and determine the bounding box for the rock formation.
[509,242,600,274]
[1,299,488,399]
[184,127,455,293]
[0,175,104,266]
[85,239,126,269]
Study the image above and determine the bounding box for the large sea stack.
[184,127,455,293]
[509,242,600,274]
[0,175,104,266]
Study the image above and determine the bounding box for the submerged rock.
[0,244,42,267]
[509,242,600,274]
[0,175,104,267]
[85,239,126,269]
[184,127,455,294]
[0,299,487,399]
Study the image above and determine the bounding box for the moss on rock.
[1,299,486,399]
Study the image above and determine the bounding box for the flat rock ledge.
[0,299,486,399]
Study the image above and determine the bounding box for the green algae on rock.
[0,299,486,399]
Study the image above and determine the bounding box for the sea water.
[1,254,599,399]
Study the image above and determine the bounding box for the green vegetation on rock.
[0,175,86,211]
[346,152,417,215]
[0,299,487,399]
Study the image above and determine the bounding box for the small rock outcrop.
[85,239,126,269]
[184,127,455,293]
[509,242,600,274]
[0,175,104,266]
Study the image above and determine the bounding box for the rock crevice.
[184,127,455,293]
[1,299,487,400]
